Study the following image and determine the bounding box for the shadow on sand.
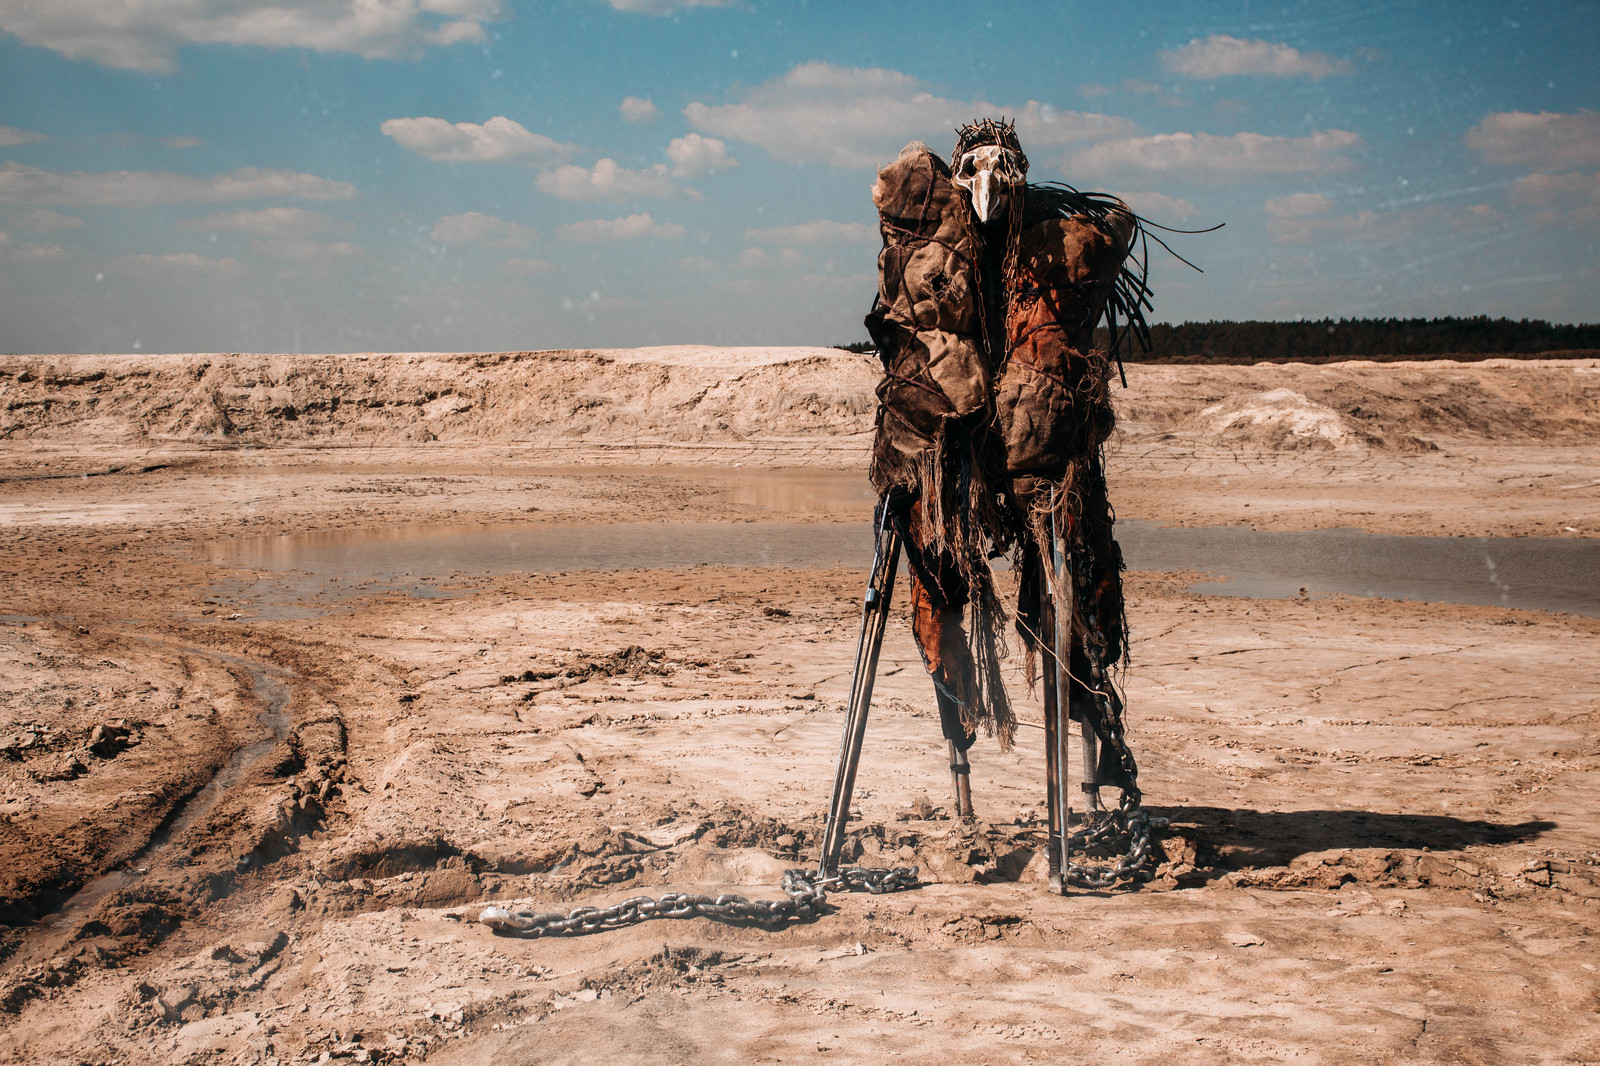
[1150,805,1556,872]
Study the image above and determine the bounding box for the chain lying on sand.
[1065,804,1166,888]
[478,865,920,938]
[478,809,1166,939]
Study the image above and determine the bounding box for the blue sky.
[1,0,1596,353]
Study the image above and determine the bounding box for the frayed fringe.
[900,419,1017,750]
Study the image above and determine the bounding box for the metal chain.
[478,865,919,938]
[1064,801,1168,889]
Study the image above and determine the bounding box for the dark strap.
[949,763,971,775]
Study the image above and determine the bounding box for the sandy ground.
[1,349,1598,1064]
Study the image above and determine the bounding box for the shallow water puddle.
[200,519,1600,617]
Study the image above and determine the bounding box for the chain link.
[1063,799,1168,889]
[478,865,919,938]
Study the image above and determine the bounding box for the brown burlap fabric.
[862,141,1138,751]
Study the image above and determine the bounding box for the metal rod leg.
[817,519,902,879]
[1080,720,1103,813]
[1048,496,1075,895]
[947,741,973,821]
[1042,588,1064,894]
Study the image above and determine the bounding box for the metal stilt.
[817,510,902,879]
[1047,493,1075,895]
[947,740,973,821]
[1080,720,1103,812]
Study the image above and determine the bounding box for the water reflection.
[200,518,1599,618]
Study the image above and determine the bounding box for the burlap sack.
[992,213,1133,476]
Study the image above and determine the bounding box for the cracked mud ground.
[2,355,1599,1064]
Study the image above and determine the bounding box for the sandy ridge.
[3,349,1599,458]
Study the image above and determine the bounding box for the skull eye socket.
[957,155,978,177]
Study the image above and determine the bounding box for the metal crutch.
[816,505,903,880]
[1046,490,1075,894]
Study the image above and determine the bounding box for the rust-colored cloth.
[863,141,1138,745]
[905,499,974,712]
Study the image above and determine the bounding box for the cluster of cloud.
[1068,129,1361,182]
[556,213,682,242]
[619,96,659,123]
[1511,171,1600,227]
[744,219,875,245]
[538,159,678,201]
[0,0,504,73]
[0,162,357,206]
[0,230,66,261]
[1110,190,1197,222]
[11,207,84,232]
[0,126,47,147]
[664,133,736,178]
[180,206,351,238]
[597,0,739,13]
[496,257,556,275]
[177,206,360,260]
[1159,35,1352,80]
[530,135,735,201]
[1467,109,1600,228]
[1464,109,1600,169]
[734,217,877,273]
[380,116,577,165]
[114,251,246,275]
[685,62,1133,169]
[429,211,538,248]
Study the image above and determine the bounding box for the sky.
[0,0,1597,354]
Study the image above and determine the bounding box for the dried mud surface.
[1,348,1598,1064]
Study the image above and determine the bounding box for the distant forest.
[836,317,1600,364]
[1105,317,1600,364]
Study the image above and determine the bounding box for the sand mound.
[1192,388,1390,450]
[3,350,1597,460]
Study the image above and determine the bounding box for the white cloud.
[0,0,505,73]
[250,238,361,260]
[619,96,660,123]
[497,257,557,275]
[1263,192,1334,218]
[1067,129,1362,182]
[599,0,739,13]
[537,159,679,200]
[160,135,203,149]
[1510,170,1600,226]
[0,162,357,206]
[13,207,84,232]
[0,126,47,146]
[380,116,576,164]
[665,133,737,177]
[1455,203,1505,229]
[1111,191,1197,221]
[1160,36,1352,80]
[0,231,66,260]
[1464,110,1600,170]
[181,206,351,237]
[744,219,875,245]
[737,246,768,270]
[684,62,1134,168]
[556,213,684,242]
[1266,208,1427,245]
[429,211,539,247]
[114,252,246,274]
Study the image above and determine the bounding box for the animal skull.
[953,145,1025,223]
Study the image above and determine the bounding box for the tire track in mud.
[0,635,322,1012]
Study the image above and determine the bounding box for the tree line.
[1101,316,1600,364]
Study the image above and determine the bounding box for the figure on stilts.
[819,119,1207,891]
